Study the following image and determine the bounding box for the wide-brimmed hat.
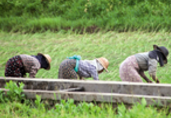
[153,45,169,64]
[37,53,52,70]
[96,57,109,72]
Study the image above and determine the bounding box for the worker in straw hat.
[58,55,109,80]
[5,53,51,78]
[119,45,169,83]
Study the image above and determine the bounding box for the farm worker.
[58,55,109,80]
[119,45,169,83]
[5,53,51,78]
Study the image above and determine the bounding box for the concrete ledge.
[1,77,171,96]
[1,88,171,107]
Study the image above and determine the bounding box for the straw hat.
[153,45,169,64]
[96,57,109,72]
[37,53,52,70]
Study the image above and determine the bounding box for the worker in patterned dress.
[119,45,169,83]
[5,53,51,78]
[58,55,109,80]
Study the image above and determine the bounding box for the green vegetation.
[0,81,170,117]
[1,0,171,117]
[1,0,171,32]
[0,31,171,117]
[0,31,170,83]
[0,98,169,118]
[0,81,25,103]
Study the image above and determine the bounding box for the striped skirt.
[58,59,78,79]
[5,55,26,77]
[119,55,143,82]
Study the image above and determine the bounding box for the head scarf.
[86,59,103,72]
[149,50,166,67]
[32,55,49,69]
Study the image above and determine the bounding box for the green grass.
[1,31,171,117]
[0,31,171,83]
[0,99,170,118]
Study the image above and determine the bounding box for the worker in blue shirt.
[58,55,109,80]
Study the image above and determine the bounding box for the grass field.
[0,31,171,83]
[0,31,171,117]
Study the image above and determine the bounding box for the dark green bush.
[1,0,171,32]
[0,81,25,103]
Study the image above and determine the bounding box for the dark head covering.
[32,54,51,70]
[149,45,169,67]
[153,45,169,64]
[37,53,51,70]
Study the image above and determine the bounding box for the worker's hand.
[81,77,85,80]
[79,76,85,80]
[148,80,153,83]
[156,79,160,83]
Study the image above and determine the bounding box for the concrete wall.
[1,77,171,96]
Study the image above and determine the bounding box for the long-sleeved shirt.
[134,52,158,76]
[20,54,41,78]
[77,60,99,80]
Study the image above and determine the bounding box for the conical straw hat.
[96,57,109,72]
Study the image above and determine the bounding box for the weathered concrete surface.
[1,88,171,107]
[1,77,171,97]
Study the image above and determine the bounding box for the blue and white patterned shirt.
[77,60,99,80]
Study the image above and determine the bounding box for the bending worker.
[119,45,169,83]
[58,55,109,80]
[5,53,51,78]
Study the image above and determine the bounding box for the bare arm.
[139,71,152,83]
[151,75,160,83]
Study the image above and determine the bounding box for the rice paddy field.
[0,31,171,117]
[0,31,170,83]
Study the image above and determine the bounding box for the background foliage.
[1,0,171,32]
